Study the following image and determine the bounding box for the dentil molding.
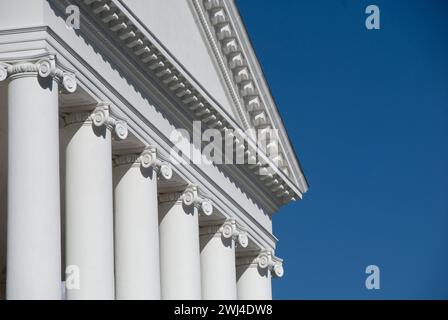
[194,0,291,177]
[78,0,301,205]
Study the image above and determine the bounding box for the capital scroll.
[257,250,284,278]
[182,186,214,216]
[139,147,173,180]
[114,147,173,180]
[91,104,128,140]
[220,219,248,248]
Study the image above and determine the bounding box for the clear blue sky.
[236,0,448,299]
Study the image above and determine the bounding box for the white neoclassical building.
[0,0,308,300]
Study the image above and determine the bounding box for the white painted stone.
[158,192,202,300]
[124,0,236,117]
[63,111,115,300]
[6,72,62,300]
[114,153,161,300]
[200,225,237,300]
[0,83,6,301]
[0,0,305,301]
[237,258,272,300]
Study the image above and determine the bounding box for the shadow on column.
[0,83,7,300]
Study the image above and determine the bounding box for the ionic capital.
[219,219,248,248]
[182,186,213,216]
[0,53,77,93]
[236,251,284,277]
[256,251,284,278]
[91,105,128,140]
[114,147,173,180]
[64,103,128,140]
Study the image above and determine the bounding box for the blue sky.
[236,0,448,299]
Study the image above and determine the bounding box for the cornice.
[11,6,281,247]
[189,0,251,131]
[76,0,302,205]
[194,1,287,174]
[197,0,309,194]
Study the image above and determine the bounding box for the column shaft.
[200,226,237,300]
[159,194,201,299]
[7,75,62,299]
[237,259,272,300]
[114,160,160,299]
[64,116,114,300]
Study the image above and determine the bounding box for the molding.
[0,52,76,92]
[52,1,284,212]
[114,146,173,180]
[195,1,288,176]
[0,21,279,248]
[190,0,251,131]
[197,0,309,194]
[63,103,128,140]
[77,0,302,205]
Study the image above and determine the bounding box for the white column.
[0,54,76,299]
[158,186,213,300]
[236,251,284,300]
[63,104,127,300]
[114,147,172,300]
[200,219,248,300]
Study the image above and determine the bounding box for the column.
[236,251,284,300]
[158,186,213,299]
[114,147,172,300]
[63,104,127,300]
[200,219,248,300]
[0,54,76,299]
